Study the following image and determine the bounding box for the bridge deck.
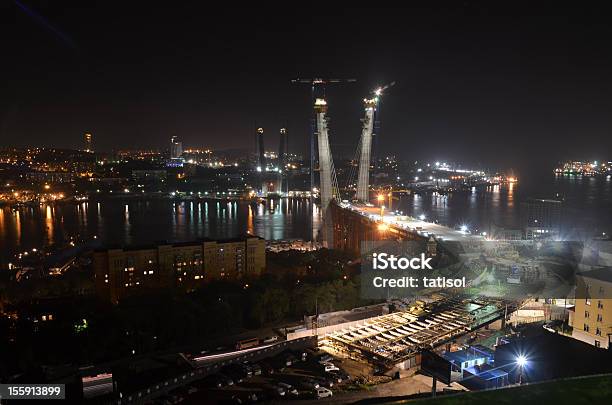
[340,202,485,242]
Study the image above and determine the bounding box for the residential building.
[572,268,612,349]
[93,236,265,304]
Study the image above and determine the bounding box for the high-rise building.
[520,198,563,239]
[277,128,289,195]
[278,127,288,168]
[170,135,183,159]
[84,133,93,152]
[93,235,266,304]
[255,127,265,172]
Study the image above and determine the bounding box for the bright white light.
[460,225,468,232]
[516,355,527,367]
[419,214,426,221]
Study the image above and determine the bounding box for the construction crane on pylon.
[291,77,357,85]
[372,81,396,97]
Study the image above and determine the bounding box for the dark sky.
[2,1,612,172]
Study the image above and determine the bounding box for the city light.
[419,214,426,221]
[460,224,468,232]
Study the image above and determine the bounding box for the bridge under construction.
[294,79,485,253]
[293,78,395,247]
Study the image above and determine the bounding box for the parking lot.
[151,348,352,404]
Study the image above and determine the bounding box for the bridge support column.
[315,98,334,247]
[356,99,376,202]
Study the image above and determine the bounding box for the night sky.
[2,2,612,172]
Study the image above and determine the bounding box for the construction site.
[316,295,511,370]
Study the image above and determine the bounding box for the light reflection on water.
[0,198,319,266]
[0,175,610,265]
[395,175,611,233]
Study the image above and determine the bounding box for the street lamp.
[516,355,527,384]
[377,194,385,219]
[460,224,468,233]
[377,223,388,232]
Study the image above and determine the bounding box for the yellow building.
[94,236,265,304]
[572,268,612,349]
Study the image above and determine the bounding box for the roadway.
[340,202,485,242]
